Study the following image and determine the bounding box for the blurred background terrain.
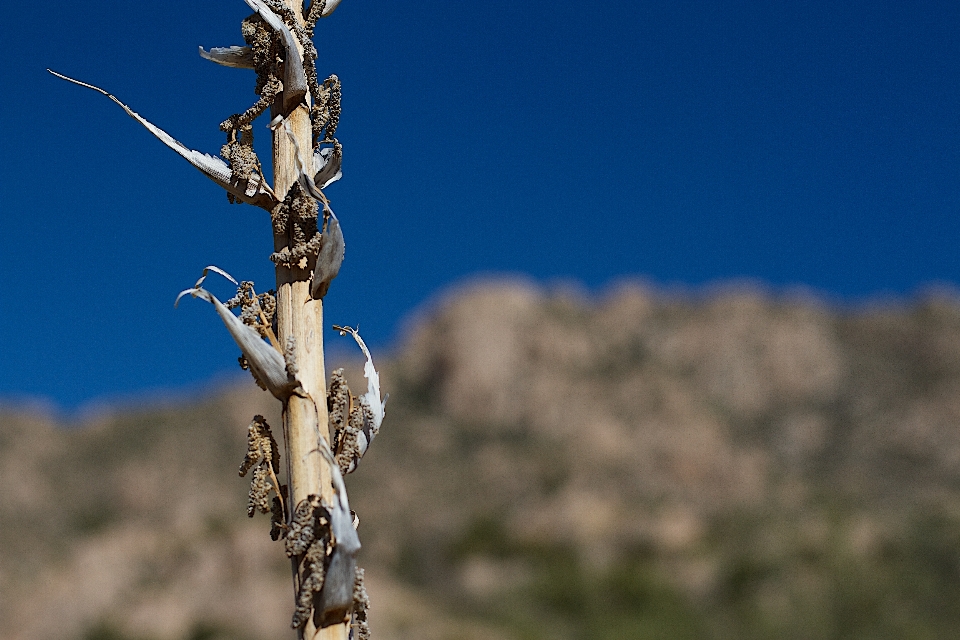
[5,278,960,640]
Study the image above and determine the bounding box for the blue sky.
[2,0,960,409]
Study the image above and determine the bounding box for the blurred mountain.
[4,278,960,640]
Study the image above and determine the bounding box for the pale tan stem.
[273,2,347,638]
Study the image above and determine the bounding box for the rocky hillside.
[4,279,960,639]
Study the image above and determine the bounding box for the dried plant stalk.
[271,3,346,638]
[51,1,363,635]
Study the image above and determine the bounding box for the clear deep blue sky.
[2,0,959,409]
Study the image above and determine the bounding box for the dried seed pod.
[328,369,350,437]
[238,0,307,115]
[352,567,371,640]
[238,416,282,517]
[335,405,362,476]
[239,415,280,477]
[247,465,272,516]
[293,536,330,629]
[311,75,342,146]
[286,497,318,558]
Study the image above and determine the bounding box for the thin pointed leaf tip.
[47,69,278,210]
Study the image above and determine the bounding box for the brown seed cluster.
[286,495,335,630]
[270,183,322,270]
[352,567,371,640]
[328,368,380,475]
[239,416,283,518]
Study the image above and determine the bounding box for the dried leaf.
[47,69,278,210]
[198,45,255,68]
[319,0,342,17]
[314,444,362,628]
[335,326,385,432]
[312,212,344,300]
[313,145,342,189]
[176,271,297,400]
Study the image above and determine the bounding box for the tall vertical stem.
[272,3,346,638]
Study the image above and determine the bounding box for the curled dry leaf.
[47,69,278,210]
[312,212,344,300]
[334,325,386,431]
[318,0,343,17]
[313,444,362,628]
[198,44,255,68]
[176,269,298,400]
[313,144,343,190]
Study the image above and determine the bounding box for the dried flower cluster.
[328,368,378,476]
[239,415,283,517]
[352,568,371,640]
[270,182,323,270]
[286,495,330,628]
[226,281,278,342]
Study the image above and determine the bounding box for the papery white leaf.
[335,326,385,430]
[176,273,297,400]
[315,443,361,626]
[313,145,342,189]
[198,45,255,68]
[197,265,239,287]
[319,0,343,17]
[312,212,344,300]
[48,69,278,210]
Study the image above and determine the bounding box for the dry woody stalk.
[50,2,382,639]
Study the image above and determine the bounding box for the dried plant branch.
[51,3,381,637]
